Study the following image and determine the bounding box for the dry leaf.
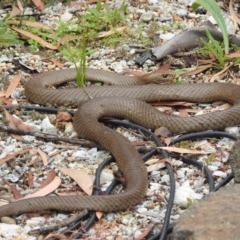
[115,236,124,240]
[31,0,45,11]
[154,127,172,137]
[3,107,32,134]
[37,148,48,166]
[12,28,58,50]
[3,179,23,200]
[157,146,212,154]
[0,148,31,166]
[3,108,23,140]
[44,233,68,240]
[28,172,34,188]
[96,211,103,220]
[21,176,61,199]
[40,169,56,188]
[7,20,53,30]
[5,74,21,98]
[152,101,194,107]
[134,224,153,240]
[49,58,64,68]
[17,0,24,12]
[59,167,93,195]
[217,103,231,110]
[98,26,127,38]
[8,5,22,19]
[178,108,188,117]
[229,0,240,25]
[147,162,166,172]
[210,63,232,82]
[132,141,147,146]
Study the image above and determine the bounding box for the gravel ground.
[0,0,240,239]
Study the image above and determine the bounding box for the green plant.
[60,37,89,87]
[200,29,230,69]
[186,198,193,208]
[59,0,128,87]
[204,153,216,166]
[192,0,229,54]
[0,15,20,46]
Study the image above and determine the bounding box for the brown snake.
[0,68,240,216]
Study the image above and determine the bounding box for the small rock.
[140,11,154,22]
[159,32,175,41]
[212,171,227,178]
[1,217,16,225]
[60,12,73,22]
[176,9,188,17]
[225,126,239,135]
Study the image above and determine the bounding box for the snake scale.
[0,68,240,216]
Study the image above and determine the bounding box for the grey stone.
[173,184,240,240]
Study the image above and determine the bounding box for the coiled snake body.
[0,68,240,216]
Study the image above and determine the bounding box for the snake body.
[0,68,240,216]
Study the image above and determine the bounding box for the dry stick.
[0,124,103,149]
[30,210,88,234]
[0,125,150,152]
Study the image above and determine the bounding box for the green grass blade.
[192,0,229,54]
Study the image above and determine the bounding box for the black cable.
[170,131,237,192]
[9,105,237,240]
[102,120,176,240]
[61,119,175,240]
[213,173,234,192]
[170,131,237,144]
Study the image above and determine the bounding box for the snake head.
[141,71,176,84]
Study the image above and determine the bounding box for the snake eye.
[162,74,168,78]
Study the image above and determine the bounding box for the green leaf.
[192,0,229,54]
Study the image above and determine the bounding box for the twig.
[30,210,88,234]
[0,124,104,149]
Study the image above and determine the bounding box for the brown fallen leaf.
[217,103,231,110]
[37,148,48,166]
[134,224,153,240]
[3,179,23,200]
[0,148,31,166]
[28,172,34,189]
[44,233,68,240]
[59,167,93,195]
[5,74,21,98]
[3,108,32,140]
[181,65,212,76]
[49,58,64,68]
[31,0,45,11]
[12,28,58,50]
[178,108,188,117]
[7,20,53,30]
[8,5,22,19]
[152,101,194,107]
[115,236,124,240]
[40,169,56,188]
[154,127,172,138]
[210,63,232,82]
[132,141,147,146]
[157,146,212,154]
[21,176,61,199]
[98,26,127,38]
[17,0,24,12]
[96,211,103,220]
[146,158,169,172]
[229,0,240,25]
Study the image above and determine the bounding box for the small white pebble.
[213,171,227,178]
